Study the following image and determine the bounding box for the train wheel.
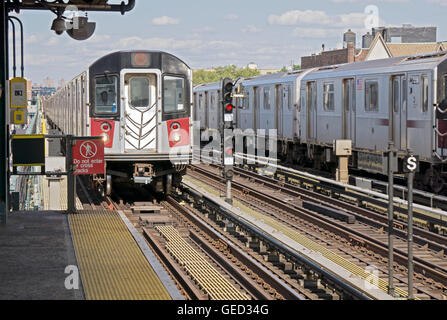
[98,184,105,198]
[106,175,112,196]
[425,168,445,193]
[432,175,445,194]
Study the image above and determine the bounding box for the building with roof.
[372,25,437,44]
[365,33,447,60]
[301,25,445,69]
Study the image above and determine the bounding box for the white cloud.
[225,14,239,20]
[426,0,447,5]
[292,27,341,38]
[151,16,180,25]
[331,0,407,2]
[268,10,330,26]
[242,25,262,33]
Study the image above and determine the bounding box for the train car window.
[163,76,185,113]
[323,83,335,111]
[443,75,447,101]
[288,85,293,111]
[95,75,118,114]
[403,78,408,106]
[129,77,150,108]
[264,88,271,110]
[254,88,260,111]
[365,81,379,112]
[422,76,429,112]
[210,93,215,110]
[306,82,316,110]
[393,79,400,113]
[243,91,250,110]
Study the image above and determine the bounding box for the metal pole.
[407,149,415,300]
[0,1,9,224]
[226,179,232,205]
[66,135,75,214]
[8,18,15,78]
[9,16,23,77]
[388,141,395,296]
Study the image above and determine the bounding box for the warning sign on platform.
[72,139,105,175]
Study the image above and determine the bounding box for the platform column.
[0,1,8,224]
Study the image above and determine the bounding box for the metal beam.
[7,0,136,14]
[0,0,8,224]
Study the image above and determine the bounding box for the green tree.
[279,65,301,73]
[193,65,261,85]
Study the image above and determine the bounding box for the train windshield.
[163,76,185,113]
[129,77,150,108]
[95,76,118,114]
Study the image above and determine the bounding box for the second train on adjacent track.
[194,51,447,192]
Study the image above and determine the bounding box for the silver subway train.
[194,51,447,192]
[43,50,193,195]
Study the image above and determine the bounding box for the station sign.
[10,77,28,109]
[403,155,420,173]
[72,139,105,175]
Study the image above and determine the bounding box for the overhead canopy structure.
[0,0,136,224]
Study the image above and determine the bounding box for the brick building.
[301,25,442,69]
[301,42,368,69]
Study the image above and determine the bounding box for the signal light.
[226,104,234,112]
[222,78,234,106]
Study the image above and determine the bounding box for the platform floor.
[0,211,83,300]
[69,210,174,300]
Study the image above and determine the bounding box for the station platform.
[0,209,183,300]
[0,211,82,300]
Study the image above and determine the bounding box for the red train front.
[44,50,193,195]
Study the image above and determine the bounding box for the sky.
[9,0,447,85]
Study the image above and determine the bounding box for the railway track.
[188,164,447,300]
[196,151,447,234]
[76,177,308,300]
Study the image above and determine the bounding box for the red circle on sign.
[80,141,98,159]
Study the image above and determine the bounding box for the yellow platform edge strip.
[69,210,172,300]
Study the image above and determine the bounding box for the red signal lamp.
[225,104,234,112]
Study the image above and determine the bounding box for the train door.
[275,85,283,137]
[306,82,317,141]
[253,87,259,131]
[342,79,356,144]
[75,80,79,136]
[123,73,158,152]
[391,75,408,150]
[204,91,209,129]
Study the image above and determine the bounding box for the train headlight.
[101,133,110,143]
[172,132,182,143]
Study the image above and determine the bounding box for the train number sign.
[403,155,420,173]
[72,139,105,175]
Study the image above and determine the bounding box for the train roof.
[241,70,307,86]
[304,51,447,80]
[194,81,221,92]
[89,50,191,70]
[193,70,310,92]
